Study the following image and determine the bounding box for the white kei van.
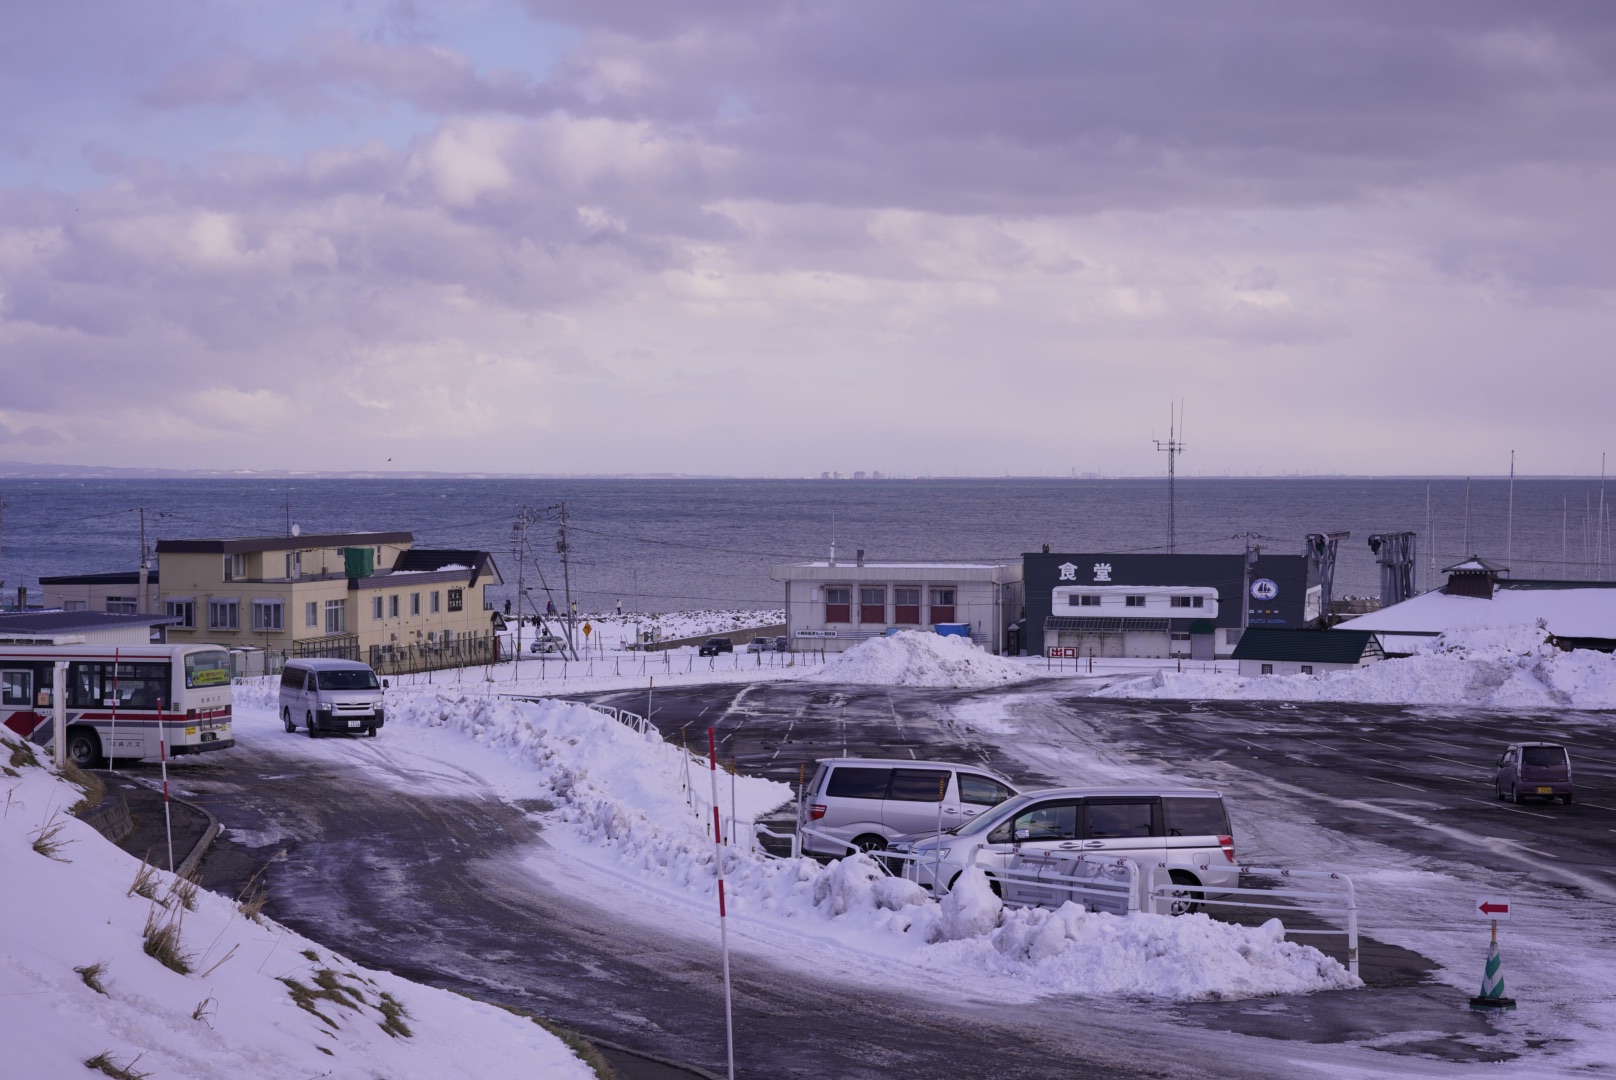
[278,658,387,738]
[797,758,1020,856]
[897,786,1237,915]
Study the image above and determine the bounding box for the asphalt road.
[149,680,1616,1078]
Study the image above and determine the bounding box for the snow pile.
[806,631,1037,688]
[0,729,590,1080]
[369,689,1356,1001]
[1097,621,1616,709]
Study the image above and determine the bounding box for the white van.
[797,758,1020,856]
[897,786,1237,914]
[278,659,387,738]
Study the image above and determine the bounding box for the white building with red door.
[770,558,1023,654]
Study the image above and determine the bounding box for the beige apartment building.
[155,531,502,666]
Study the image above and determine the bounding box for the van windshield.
[317,669,380,691]
[953,793,1035,836]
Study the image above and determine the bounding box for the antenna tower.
[1153,402,1186,553]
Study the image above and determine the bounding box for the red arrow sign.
[1476,898,1512,920]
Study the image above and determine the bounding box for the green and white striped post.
[1469,911,1517,1011]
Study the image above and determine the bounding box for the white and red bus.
[0,644,234,767]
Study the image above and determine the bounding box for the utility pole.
[511,506,539,676]
[0,493,6,604]
[138,507,149,615]
[557,501,580,660]
[1506,451,1514,574]
[1153,402,1186,554]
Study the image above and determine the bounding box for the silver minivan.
[898,786,1238,914]
[278,658,388,738]
[798,758,1020,855]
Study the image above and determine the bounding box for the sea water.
[1,477,1610,613]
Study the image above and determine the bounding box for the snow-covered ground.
[502,608,784,653]
[1092,622,1616,710]
[230,679,1357,1003]
[0,729,592,1080]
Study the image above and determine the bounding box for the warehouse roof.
[1338,580,1616,642]
[1232,628,1381,664]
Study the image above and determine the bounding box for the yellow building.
[155,532,503,669]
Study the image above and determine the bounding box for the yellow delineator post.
[1469,897,1517,1011]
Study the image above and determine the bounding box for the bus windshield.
[317,669,381,691]
[184,650,232,689]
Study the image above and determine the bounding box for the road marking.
[1364,775,1427,792]
[1460,797,1554,819]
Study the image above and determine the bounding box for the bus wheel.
[66,727,103,769]
[306,712,319,739]
[283,708,296,734]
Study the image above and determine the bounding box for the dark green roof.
[1231,628,1380,664]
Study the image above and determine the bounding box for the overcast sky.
[3,2,1613,476]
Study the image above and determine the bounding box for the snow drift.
[1097,622,1616,710]
[363,687,1358,1001]
[0,728,590,1080]
[806,631,1038,688]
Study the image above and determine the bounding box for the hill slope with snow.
[0,729,592,1080]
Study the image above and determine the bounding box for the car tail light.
[810,804,827,821]
[1218,835,1236,863]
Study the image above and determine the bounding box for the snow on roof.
[1338,582,1616,640]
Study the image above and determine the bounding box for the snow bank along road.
[158,680,1616,1078]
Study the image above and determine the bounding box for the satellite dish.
[291,524,301,537]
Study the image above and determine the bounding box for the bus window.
[184,650,231,689]
[2,670,32,707]
[69,663,171,710]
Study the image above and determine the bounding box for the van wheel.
[1165,870,1203,916]
[852,834,887,853]
[1563,792,1574,805]
[306,712,318,739]
[65,727,103,769]
[283,708,295,734]
[366,726,378,738]
[1509,784,1521,804]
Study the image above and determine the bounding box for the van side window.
[824,767,892,800]
[1084,800,1156,839]
[887,769,949,802]
[281,668,302,689]
[1163,797,1230,837]
[989,801,1077,843]
[958,774,1014,806]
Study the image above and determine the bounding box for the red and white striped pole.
[158,698,174,872]
[707,726,736,1080]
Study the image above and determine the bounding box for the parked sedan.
[773,636,790,653]
[698,637,734,656]
[1496,742,1573,804]
[746,637,771,654]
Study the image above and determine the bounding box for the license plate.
[349,720,362,729]
[1537,786,1554,794]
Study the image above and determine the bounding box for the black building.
[1022,551,1313,659]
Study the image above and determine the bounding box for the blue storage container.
[934,623,971,638]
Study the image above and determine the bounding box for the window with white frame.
[410,593,420,616]
[305,601,318,628]
[430,591,440,614]
[389,595,399,618]
[64,600,88,611]
[1125,595,1147,607]
[165,600,194,628]
[224,553,247,582]
[325,599,346,634]
[285,552,302,579]
[372,596,384,620]
[252,600,284,631]
[105,596,137,615]
[208,599,240,630]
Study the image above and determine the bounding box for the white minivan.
[897,786,1237,914]
[278,658,387,738]
[797,758,1020,856]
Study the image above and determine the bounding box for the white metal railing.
[1145,863,1359,977]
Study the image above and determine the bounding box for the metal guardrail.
[1145,863,1359,977]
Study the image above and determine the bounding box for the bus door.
[2,668,42,738]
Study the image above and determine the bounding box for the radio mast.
[1153,402,1186,554]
